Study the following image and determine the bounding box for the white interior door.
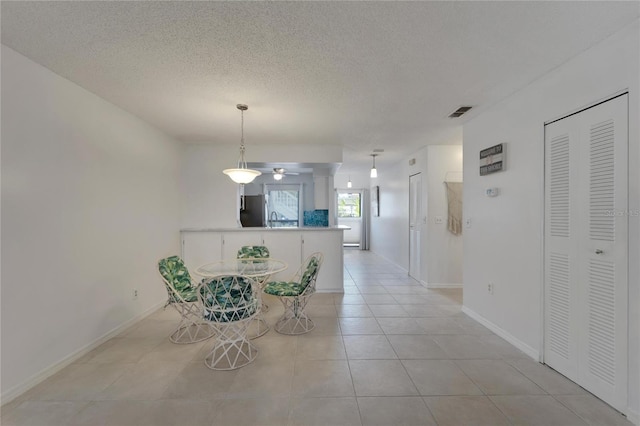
[409,173,422,281]
[544,94,628,412]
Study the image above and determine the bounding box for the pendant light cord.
[238,108,246,168]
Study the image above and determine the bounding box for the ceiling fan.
[272,168,299,181]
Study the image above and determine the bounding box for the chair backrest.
[237,245,270,259]
[158,255,193,302]
[297,252,324,294]
[198,275,260,323]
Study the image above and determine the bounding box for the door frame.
[337,188,364,247]
[408,172,422,281]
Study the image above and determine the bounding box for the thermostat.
[485,187,499,197]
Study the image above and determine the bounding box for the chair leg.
[204,319,257,370]
[247,311,270,339]
[274,295,315,335]
[169,302,216,344]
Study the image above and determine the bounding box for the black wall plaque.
[480,143,505,176]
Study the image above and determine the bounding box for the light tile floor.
[1,249,633,425]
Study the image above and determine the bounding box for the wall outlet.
[487,283,494,295]
[465,218,472,228]
[435,216,444,224]
[133,289,139,300]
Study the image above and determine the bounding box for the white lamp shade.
[347,180,352,188]
[223,168,261,184]
[273,173,283,180]
[370,167,378,178]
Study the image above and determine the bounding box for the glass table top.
[195,258,288,278]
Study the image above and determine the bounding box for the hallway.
[2,250,632,425]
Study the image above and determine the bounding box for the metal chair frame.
[158,256,215,344]
[237,245,272,337]
[199,274,261,370]
[270,252,323,335]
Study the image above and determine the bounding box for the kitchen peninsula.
[180,226,348,292]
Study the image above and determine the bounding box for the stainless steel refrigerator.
[240,195,266,227]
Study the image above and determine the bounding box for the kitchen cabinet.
[302,230,344,292]
[314,176,330,209]
[262,232,302,282]
[180,228,345,292]
[222,231,262,259]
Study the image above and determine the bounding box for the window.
[266,184,301,227]
[338,193,361,218]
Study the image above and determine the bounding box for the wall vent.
[449,106,472,118]
[373,148,385,153]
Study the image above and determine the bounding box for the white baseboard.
[369,250,409,274]
[369,251,462,289]
[1,300,165,406]
[627,408,639,425]
[317,288,343,294]
[426,282,463,289]
[461,305,539,360]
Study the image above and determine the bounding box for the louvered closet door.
[544,94,628,412]
[544,117,579,381]
[576,96,628,411]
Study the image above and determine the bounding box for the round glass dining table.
[195,258,288,338]
[196,258,288,281]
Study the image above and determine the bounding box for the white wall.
[462,21,639,420]
[369,157,412,270]
[369,146,463,286]
[1,46,183,401]
[426,146,463,286]
[181,144,342,228]
[334,172,370,192]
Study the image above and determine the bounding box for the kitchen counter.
[180,227,347,292]
[180,225,350,232]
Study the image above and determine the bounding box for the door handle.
[595,249,604,255]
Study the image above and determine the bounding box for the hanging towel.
[445,182,463,235]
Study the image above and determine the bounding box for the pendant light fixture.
[347,176,352,188]
[370,154,378,178]
[223,104,261,184]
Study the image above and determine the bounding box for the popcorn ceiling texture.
[1,1,637,168]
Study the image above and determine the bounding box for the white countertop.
[180,225,350,232]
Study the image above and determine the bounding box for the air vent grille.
[449,106,472,118]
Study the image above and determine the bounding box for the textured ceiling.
[2,1,638,172]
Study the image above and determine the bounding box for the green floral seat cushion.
[158,256,197,302]
[237,245,270,259]
[200,276,257,322]
[300,257,320,288]
[174,288,198,303]
[264,281,307,297]
[264,256,320,297]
